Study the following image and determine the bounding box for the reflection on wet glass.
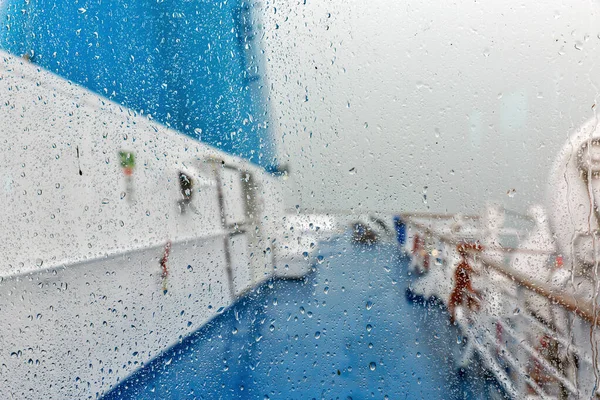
[1,0,600,398]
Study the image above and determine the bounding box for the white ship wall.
[2,237,231,398]
[0,53,288,398]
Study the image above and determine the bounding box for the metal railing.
[400,212,600,399]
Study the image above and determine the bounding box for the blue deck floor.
[104,235,502,399]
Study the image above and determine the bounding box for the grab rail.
[401,212,600,398]
[401,214,599,326]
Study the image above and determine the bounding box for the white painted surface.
[0,52,292,280]
[0,236,230,398]
[222,167,247,226]
[0,51,312,398]
[547,117,600,272]
[230,234,252,296]
[274,214,342,278]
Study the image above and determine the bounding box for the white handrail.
[495,317,579,395]
[514,312,594,367]
[403,215,599,325]
[401,212,596,399]
[477,326,553,400]
[457,315,532,399]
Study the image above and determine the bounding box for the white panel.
[0,52,282,398]
[230,233,252,296]
[0,54,225,276]
[221,167,246,226]
[0,236,231,398]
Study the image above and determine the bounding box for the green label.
[119,151,135,169]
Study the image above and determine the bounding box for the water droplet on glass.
[366,324,372,332]
[369,362,376,371]
[366,301,373,310]
[314,331,321,339]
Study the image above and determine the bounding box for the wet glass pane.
[2,0,600,398]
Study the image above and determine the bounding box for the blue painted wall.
[0,0,274,167]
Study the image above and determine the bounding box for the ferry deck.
[1,0,600,398]
[104,235,501,400]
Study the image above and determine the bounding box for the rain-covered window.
[2,0,600,399]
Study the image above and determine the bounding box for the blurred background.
[262,0,600,214]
